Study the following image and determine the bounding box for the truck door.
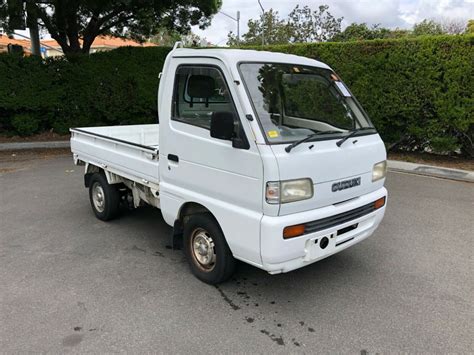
[159,58,264,265]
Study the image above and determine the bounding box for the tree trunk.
[33,0,94,59]
[32,1,127,60]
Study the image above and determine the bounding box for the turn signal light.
[283,224,305,239]
[374,196,386,210]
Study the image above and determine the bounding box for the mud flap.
[171,219,183,250]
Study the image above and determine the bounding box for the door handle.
[167,154,179,163]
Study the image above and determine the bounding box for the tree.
[412,19,444,36]
[149,28,206,47]
[412,18,467,36]
[332,23,392,41]
[441,18,467,34]
[467,19,474,34]
[181,32,206,47]
[228,9,290,46]
[228,4,342,46]
[0,0,221,58]
[386,28,411,39]
[149,28,182,47]
[287,5,342,42]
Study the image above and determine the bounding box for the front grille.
[304,202,376,234]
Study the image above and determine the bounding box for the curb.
[0,141,70,151]
[387,160,474,183]
[0,140,472,183]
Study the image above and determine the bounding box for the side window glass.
[172,66,236,130]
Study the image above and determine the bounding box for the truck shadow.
[104,204,383,349]
[120,205,378,297]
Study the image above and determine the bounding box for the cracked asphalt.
[0,154,473,353]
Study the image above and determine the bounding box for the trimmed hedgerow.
[0,46,170,135]
[0,35,472,156]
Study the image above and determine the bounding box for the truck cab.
[71,44,387,284]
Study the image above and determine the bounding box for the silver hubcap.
[92,182,105,213]
[191,228,216,271]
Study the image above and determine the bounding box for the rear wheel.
[183,214,236,284]
[88,173,120,221]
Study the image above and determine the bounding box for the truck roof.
[171,48,332,71]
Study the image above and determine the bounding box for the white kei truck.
[70,43,388,284]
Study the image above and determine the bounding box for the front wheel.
[183,214,236,284]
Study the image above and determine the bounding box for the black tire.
[88,173,120,221]
[183,213,236,284]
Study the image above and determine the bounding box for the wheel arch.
[84,164,102,187]
[172,201,222,249]
[84,164,120,188]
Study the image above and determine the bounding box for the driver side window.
[172,66,236,130]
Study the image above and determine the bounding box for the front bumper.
[260,187,387,274]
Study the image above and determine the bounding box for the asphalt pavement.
[0,155,473,353]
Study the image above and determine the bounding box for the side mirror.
[210,112,234,140]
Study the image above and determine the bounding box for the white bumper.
[260,187,387,274]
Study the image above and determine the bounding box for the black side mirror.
[210,112,234,140]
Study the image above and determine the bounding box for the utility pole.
[257,0,265,46]
[219,10,240,45]
[236,11,240,44]
[26,1,41,56]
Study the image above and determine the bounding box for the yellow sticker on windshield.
[268,130,279,138]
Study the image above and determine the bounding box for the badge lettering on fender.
[332,177,361,192]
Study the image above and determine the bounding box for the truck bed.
[70,124,160,186]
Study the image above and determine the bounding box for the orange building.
[0,34,157,57]
[0,34,33,55]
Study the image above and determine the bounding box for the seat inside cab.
[173,67,234,129]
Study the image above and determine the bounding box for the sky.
[8,0,473,44]
[192,0,474,45]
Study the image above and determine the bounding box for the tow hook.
[320,237,329,249]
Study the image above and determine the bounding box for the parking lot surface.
[1,155,472,353]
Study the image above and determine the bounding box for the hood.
[271,133,386,216]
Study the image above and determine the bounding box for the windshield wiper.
[285,130,342,153]
[336,127,377,147]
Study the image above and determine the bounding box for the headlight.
[372,160,387,182]
[266,178,313,204]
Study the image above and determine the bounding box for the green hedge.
[0,46,170,135]
[0,35,472,156]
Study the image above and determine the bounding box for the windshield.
[239,63,375,144]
